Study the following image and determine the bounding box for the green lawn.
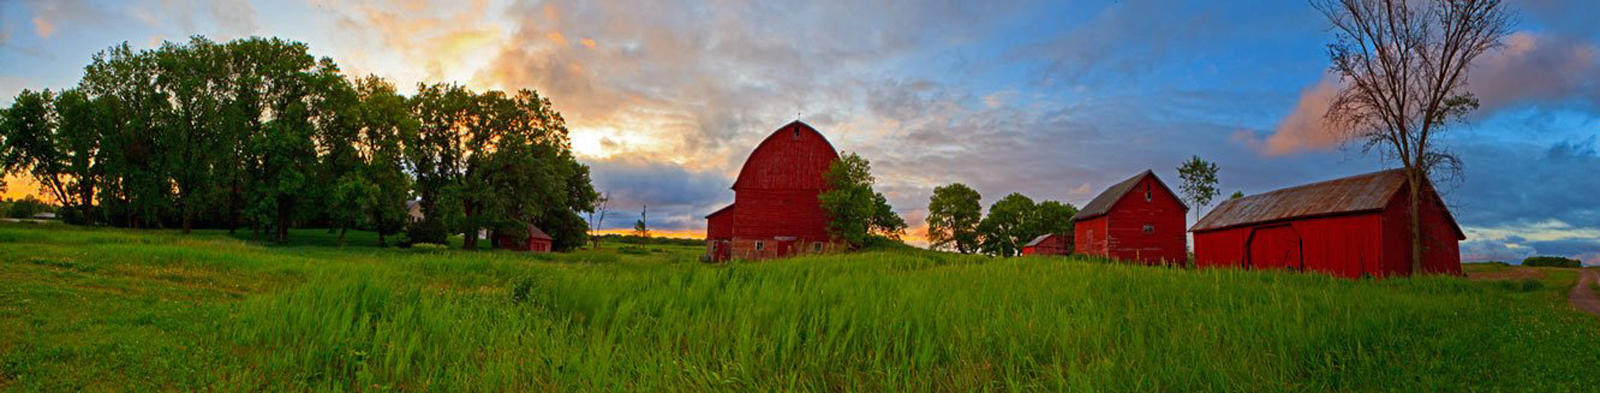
[1,223,1597,392]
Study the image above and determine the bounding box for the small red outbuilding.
[705,121,842,262]
[1020,233,1069,256]
[1190,169,1464,278]
[497,224,553,253]
[1072,170,1188,265]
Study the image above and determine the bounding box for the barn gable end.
[1072,170,1188,265]
[705,121,843,262]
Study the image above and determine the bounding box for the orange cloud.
[546,31,568,45]
[1254,74,1346,156]
[580,38,596,49]
[32,17,55,38]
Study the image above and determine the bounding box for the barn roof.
[705,204,735,218]
[527,224,553,240]
[1024,233,1056,247]
[1073,170,1187,221]
[730,120,840,190]
[1189,169,1463,236]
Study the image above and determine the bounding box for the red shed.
[705,121,842,261]
[497,224,553,253]
[1190,169,1464,278]
[1072,170,1188,265]
[1020,233,1069,256]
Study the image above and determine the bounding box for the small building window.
[813,242,823,252]
[755,241,765,251]
[1145,184,1152,202]
[1143,224,1154,233]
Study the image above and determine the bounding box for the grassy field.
[1,222,1598,392]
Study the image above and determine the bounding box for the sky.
[1,0,1597,263]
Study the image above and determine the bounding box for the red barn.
[497,224,553,253]
[1020,233,1069,256]
[705,121,842,262]
[1190,169,1464,278]
[1072,170,1188,265]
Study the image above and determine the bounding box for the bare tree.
[1313,0,1511,273]
[588,191,610,249]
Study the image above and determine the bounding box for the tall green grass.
[1,223,1597,392]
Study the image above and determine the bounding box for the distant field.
[2,223,1598,392]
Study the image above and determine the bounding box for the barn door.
[1247,225,1304,271]
[776,240,794,256]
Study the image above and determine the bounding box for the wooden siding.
[1098,175,1188,265]
[1193,178,1462,278]
[705,121,841,262]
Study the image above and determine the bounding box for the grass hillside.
[2,223,1598,392]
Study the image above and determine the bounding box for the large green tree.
[977,193,1077,256]
[926,183,983,254]
[819,153,907,249]
[1032,200,1078,253]
[978,193,1035,257]
[349,76,416,246]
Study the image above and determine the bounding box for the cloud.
[1243,74,1345,156]
[1469,32,1600,112]
[31,17,55,38]
[585,157,733,231]
[1256,31,1600,156]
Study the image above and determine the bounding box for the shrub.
[1522,256,1581,268]
[510,276,538,304]
[6,196,52,219]
[403,219,450,246]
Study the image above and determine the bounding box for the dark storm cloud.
[586,157,733,231]
[1448,138,1600,228]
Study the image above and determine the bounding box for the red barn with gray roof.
[496,224,553,253]
[1190,169,1464,278]
[1020,233,1069,256]
[1072,170,1188,265]
[705,121,842,262]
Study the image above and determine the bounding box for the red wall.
[1193,214,1382,277]
[1074,216,1109,258]
[1192,183,1462,278]
[1021,234,1068,255]
[1101,175,1188,265]
[706,122,840,262]
[1381,183,1463,276]
[707,207,734,239]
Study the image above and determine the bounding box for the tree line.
[925,155,1225,257]
[924,183,1077,257]
[0,36,598,250]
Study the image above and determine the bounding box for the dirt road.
[1568,269,1600,317]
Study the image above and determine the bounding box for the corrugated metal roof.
[1190,169,1409,232]
[1073,170,1187,221]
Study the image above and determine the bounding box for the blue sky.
[2,0,1597,262]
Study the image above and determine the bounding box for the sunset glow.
[1,0,1596,263]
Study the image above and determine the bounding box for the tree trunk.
[181,198,192,234]
[338,227,347,247]
[1408,168,1424,275]
[377,231,387,247]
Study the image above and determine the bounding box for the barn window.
[812,242,823,252]
[793,128,801,140]
[1145,184,1152,202]
[755,241,765,251]
[1143,224,1154,233]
